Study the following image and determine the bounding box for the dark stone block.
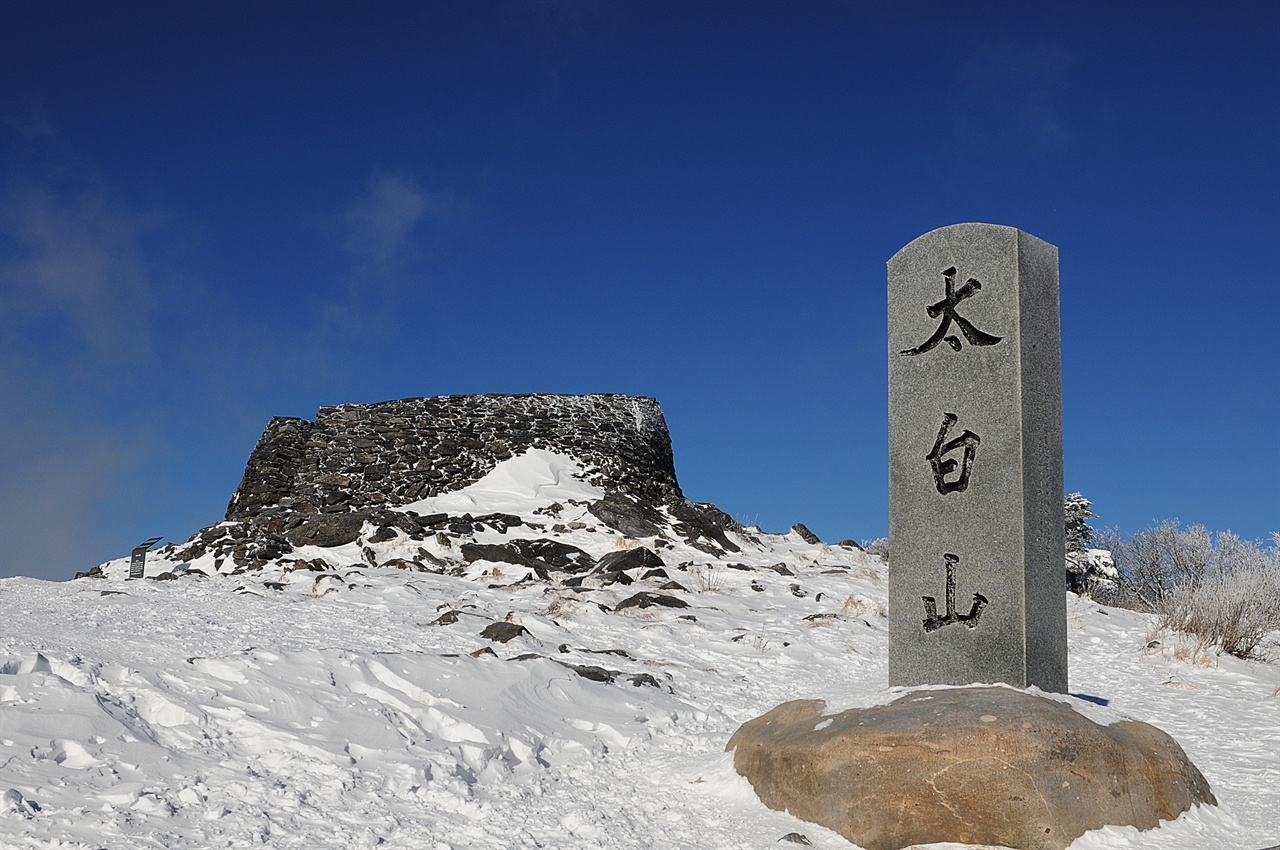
[595,547,665,574]
[558,662,613,683]
[507,539,595,573]
[668,500,743,554]
[285,513,365,548]
[369,526,398,543]
[614,592,689,611]
[471,512,524,533]
[790,523,821,544]
[588,492,665,538]
[459,543,550,579]
[480,622,530,643]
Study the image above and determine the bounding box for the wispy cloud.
[0,155,168,579]
[0,173,164,362]
[339,172,455,269]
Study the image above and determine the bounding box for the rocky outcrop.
[154,393,750,574]
[727,687,1215,850]
[226,393,681,521]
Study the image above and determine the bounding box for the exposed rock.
[382,558,436,572]
[459,541,590,578]
[461,542,547,577]
[227,394,682,521]
[727,687,1215,850]
[790,523,821,544]
[505,539,595,573]
[369,525,399,543]
[558,663,613,683]
[285,514,364,548]
[594,547,664,575]
[614,592,690,612]
[588,491,665,538]
[667,500,744,554]
[470,512,524,533]
[480,622,531,643]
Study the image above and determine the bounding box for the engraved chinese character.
[927,413,980,494]
[922,553,989,632]
[900,267,1003,356]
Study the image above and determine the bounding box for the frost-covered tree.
[1101,519,1213,606]
[1107,525,1280,659]
[1064,493,1116,592]
[1064,492,1097,552]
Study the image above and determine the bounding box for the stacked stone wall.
[226,393,682,522]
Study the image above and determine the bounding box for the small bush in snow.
[1104,523,1280,659]
[1154,532,1280,659]
[688,564,724,593]
[861,537,889,561]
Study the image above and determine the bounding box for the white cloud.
[340,173,454,268]
[0,175,164,362]
[0,160,169,579]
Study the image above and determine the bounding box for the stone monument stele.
[726,227,1212,850]
[887,223,1067,692]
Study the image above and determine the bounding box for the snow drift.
[2,450,1277,849]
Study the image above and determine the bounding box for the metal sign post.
[128,537,164,579]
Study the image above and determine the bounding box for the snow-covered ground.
[2,451,1277,849]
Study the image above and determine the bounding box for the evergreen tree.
[1064,493,1115,592]
[1065,492,1097,553]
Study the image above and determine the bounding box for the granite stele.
[887,223,1067,692]
[725,227,1214,850]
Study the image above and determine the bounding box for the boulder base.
[727,687,1214,850]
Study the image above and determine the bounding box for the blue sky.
[1,0,1276,581]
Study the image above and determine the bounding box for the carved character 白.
[926,413,980,495]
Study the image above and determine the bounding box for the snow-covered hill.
[2,451,1277,849]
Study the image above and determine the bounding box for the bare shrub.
[1154,533,1280,659]
[689,564,724,593]
[543,592,580,620]
[1099,520,1214,610]
[861,537,889,561]
[841,594,873,618]
[1100,523,1280,659]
